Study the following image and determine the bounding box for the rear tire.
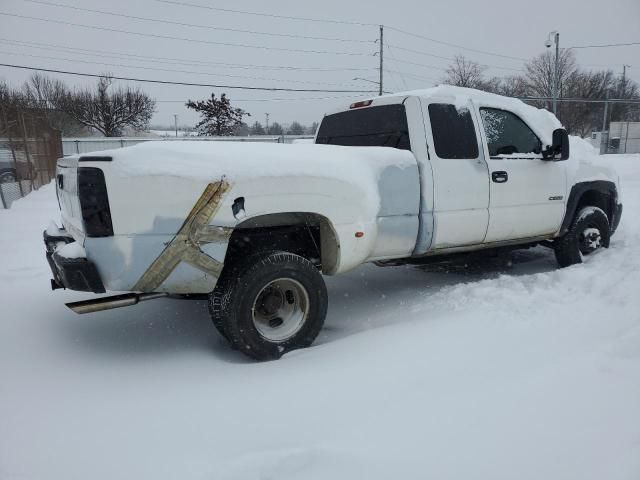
[554,206,610,267]
[209,251,327,360]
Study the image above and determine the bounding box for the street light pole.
[545,31,560,115]
[379,25,384,96]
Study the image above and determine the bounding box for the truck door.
[422,100,490,248]
[476,107,567,242]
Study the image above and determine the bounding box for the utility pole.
[173,114,178,137]
[378,25,384,96]
[265,113,270,133]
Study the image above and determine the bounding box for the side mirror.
[545,128,570,160]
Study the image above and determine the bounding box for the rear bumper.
[44,230,106,293]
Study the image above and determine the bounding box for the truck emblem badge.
[133,180,232,292]
[548,195,563,201]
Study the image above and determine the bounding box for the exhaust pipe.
[66,292,169,314]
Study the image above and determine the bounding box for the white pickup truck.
[44,86,622,360]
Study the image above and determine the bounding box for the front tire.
[554,206,610,267]
[209,252,327,360]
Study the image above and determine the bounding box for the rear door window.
[428,103,479,159]
[315,104,411,150]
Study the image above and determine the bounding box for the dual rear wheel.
[209,251,327,361]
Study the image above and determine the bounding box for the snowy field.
[1,154,639,480]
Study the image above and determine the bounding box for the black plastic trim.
[79,156,112,162]
[560,181,619,236]
[43,231,106,293]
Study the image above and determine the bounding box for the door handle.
[492,171,508,183]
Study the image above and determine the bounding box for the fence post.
[20,112,35,193]
[75,139,80,154]
[623,120,630,154]
[0,183,6,209]
[1,106,24,197]
[601,99,609,154]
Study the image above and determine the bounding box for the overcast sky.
[0,0,638,129]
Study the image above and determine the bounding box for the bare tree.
[494,75,529,98]
[306,121,319,135]
[22,74,85,135]
[250,121,265,135]
[523,50,577,105]
[442,56,488,89]
[267,122,284,136]
[287,121,305,135]
[0,80,27,111]
[55,75,155,137]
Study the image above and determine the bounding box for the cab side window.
[480,108,542,157]
[428,103,479,159]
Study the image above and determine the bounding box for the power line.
[151,0,533,64]
[0,63,378,93]
[21,0,373,44]
[0,12,373,56]
[385,45,409,89]
[386,43,524,72]
[384,25,528,62]
[0,50,362,87]
[384,69,438,84]
[152,0,377,26]
[0,38,375,72]
[569,41,640,49]
[383,56,448,72]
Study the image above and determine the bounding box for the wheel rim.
[579,225,602,255]
[251,278,310,342]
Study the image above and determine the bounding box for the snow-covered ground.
[1,155,639,480]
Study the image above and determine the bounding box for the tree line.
[0,74,318,137]
[441,50,640,137]
[2,51,638,139]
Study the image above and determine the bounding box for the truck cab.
[316,87,577,258]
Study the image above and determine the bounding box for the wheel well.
[223,213,340,275]
[576,189,614,221]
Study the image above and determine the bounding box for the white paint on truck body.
[53,85,621,295]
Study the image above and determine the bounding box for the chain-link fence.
[597,121,640,154]
[0,106,62,209]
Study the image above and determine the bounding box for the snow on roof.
[350,85,563,147]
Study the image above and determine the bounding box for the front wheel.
[209,251,327,360]
[554,206,610,267]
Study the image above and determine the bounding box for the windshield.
[315,104,411,150]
